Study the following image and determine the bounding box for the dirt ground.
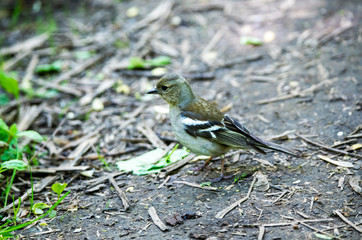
[0,0,361,239]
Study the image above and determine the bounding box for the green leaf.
[0,71,19,98]
[1,160,27,170]
[17,130,43,142]
[9,124,17,137]
[0,119,9,131]
[35,60,62,73]
[240,37,263,46]
[148,56,171,67]
[32,202,50,215]
[314,233,333,240]
[127,56,172,69]
[51,183,68,196]
[116,147,189,175]
[127,57,147,69]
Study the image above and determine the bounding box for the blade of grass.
[4,170,16,207]
[0,191,70,235]
[28,163,34,218]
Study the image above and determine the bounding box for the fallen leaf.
[349,176,361,195]
[116,147,189,175]
[349,143,362,150]
[254,171,270,191]
[317,155,354,168]
[80,169,95,178]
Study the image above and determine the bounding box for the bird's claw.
[209,173,233,183]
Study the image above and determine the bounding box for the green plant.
[11,196,21,225]
[127,56,171,69]
[0,119,43,161]
[51,183,67,200]
[0,191,70,239]
[0,119,43,208]
[234,172,248,183]
[0,71,19,99]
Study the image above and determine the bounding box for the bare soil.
[0,0,361,239]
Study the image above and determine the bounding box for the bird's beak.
[147,88,159,94]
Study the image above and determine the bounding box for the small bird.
[147,73,298,181]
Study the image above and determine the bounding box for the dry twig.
[159,154,196,178]
[0,33,49,56]
[173,180,218,191]
[333,210,362,233]
[296,133,362,158]
[109,176,130,210]
[257,78,337,104]
[215,176,257,219]
[148,206,168,231]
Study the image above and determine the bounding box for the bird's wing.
[180,112,268,154]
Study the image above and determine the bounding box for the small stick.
[273,190,288,203]
[215,176,257,219]
[258,225,265,240]
[346,133,362,139]
[3,51,31,71]
[109,176,130,210]
[331,139,357,148]
[148,206,168,231]
[138,222,152,233]
[159,154,196,178]
[21,54,39,88]
[348,124,362,136]
[45,147,140,160]
[333,210,362,233]
[85,172,125,186]
[158,176,170,189]
[299,222,340,240]
[28,166,90,173]
[296,210,310,219]
[214,54,262,69]
[257,78,337,105]
[295,133,362,158]
[309,196,314,212]
[173,180,218,191]
[0,33,49,56]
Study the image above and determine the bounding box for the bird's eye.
[161,86,169,91]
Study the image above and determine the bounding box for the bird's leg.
[209,156,233,182]
[192,156,212,172]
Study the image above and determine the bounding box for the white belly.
[169,107,229,156]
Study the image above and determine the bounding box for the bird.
[147,73,299,181]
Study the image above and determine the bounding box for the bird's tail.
[263,141,300,157]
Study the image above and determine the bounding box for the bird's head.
[147,73,195,106]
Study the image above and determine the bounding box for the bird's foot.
[209,173,233,183]
[192,156,212,172]
[192,164,209,172]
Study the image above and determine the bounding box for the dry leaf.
[349,176,361,195]
[254,171,269,191]
[317,155,354,168]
